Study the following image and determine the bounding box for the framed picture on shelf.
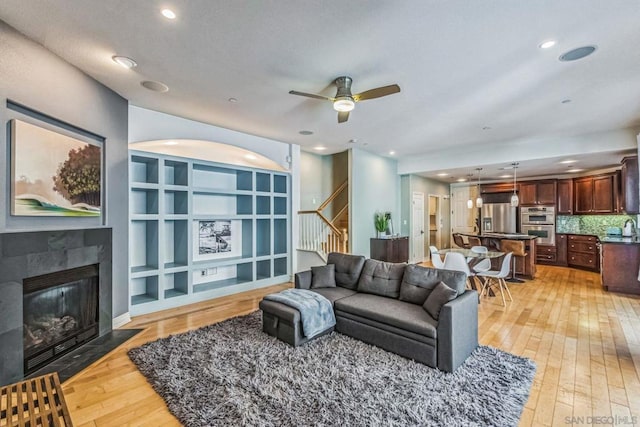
[10,118,103,217]
[193,220,242,261]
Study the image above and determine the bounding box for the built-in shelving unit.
[129,150,290,315]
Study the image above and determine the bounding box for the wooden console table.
[370,237,409,263]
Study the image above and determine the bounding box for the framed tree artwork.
[10,119,103,217]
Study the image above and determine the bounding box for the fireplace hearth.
[23,264,100,374]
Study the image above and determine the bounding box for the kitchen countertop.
[556,230,640,244]
[463,233,537,240]
[599,235,640,244]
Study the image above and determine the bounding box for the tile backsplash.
[556,215,636,235]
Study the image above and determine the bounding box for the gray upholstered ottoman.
[259,298,334,346]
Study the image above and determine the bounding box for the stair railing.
[298,180,349,258]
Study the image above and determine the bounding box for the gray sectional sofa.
[260,252,479,373]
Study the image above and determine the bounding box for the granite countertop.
[471,233,537,240]
[599,235,640,245]
[556,230,640,244]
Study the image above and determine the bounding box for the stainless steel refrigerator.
[481,203,517,233]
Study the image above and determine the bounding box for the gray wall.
[299,151,333,210]
[0,21,129,317]
[350,148,400,257]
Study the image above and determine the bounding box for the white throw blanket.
[263,289,336,338]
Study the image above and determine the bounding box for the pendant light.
[475,167,483,208]
[466,173,474,209]
[510,162,520,207]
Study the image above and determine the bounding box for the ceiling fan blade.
[338,111,350,123]
[353,84,401,102]
[289,90,333,101]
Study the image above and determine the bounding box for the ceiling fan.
[289,76,400,123]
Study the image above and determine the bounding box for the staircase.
[298,180,349,261]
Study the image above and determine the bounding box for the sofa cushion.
[310,287,357,306]
[423,281,458,320]
[334,293,437,339]
[311,264,336,288]
[399,264,467,305]
[327,253,366,290]
[356,259,405,298]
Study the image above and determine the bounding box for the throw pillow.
[356,259,405,298]
[399,264,466,305]
[311,264,337,289]
[423,281,458,320]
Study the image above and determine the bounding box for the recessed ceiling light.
[560,159,577,164]
[499,174,512,178]
[161,9,176,19]
[561,99,572,104]
[436,173,449,177]
[228,98,238,103]
[539,40,557,49]
[348,139,357,144]
[559,46,596,62]
[314,146,326,151]
[164,140,178,145]
[299,130,313,136]
[567,168,584,173]
[389,151,396,155]
[141,80,169,92]
[456,178,467,182]
[112,55,137,69]
[244,154,257,160]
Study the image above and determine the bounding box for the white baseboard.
[112,312,131,329]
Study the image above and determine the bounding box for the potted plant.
[374,212,389,238]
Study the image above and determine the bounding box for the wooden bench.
[0,372,72,427]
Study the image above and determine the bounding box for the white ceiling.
[1,1,639,176]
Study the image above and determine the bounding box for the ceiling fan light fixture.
[333,97,355,112]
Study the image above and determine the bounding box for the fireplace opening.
[23,264,99,375]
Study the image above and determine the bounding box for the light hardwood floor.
[61,266,640,427]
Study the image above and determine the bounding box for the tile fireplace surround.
[0,228,112,386]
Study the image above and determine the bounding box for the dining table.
[433,248,505,296]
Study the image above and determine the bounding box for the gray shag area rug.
[128,312,535,427]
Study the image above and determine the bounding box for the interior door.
[451,186,475,235]
[411,192,425,263]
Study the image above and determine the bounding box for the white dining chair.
[429,246,445,269]
[476,252,514,307]
[442,252,474,289]
[470,246,491,273]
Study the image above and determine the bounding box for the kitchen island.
[600,236,640,295]
[460,233,537,279]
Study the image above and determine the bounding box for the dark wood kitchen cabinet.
[601,243,640,295]
[536,244,556,264]
[568,234,599,271]
[620,156,639,214]
[556,179,573,214]
[370,237,409,263]
[574,173,619,214]
[556,234,568,266]
[519,180,557,206]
